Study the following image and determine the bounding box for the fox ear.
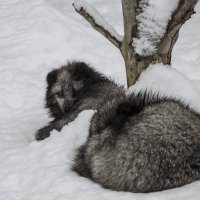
[71,62,92,81]
[46,69,57,86]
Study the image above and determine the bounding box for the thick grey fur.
[72,92,200,192]
[35,61,125,140]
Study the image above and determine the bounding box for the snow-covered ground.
[0,0,200,199]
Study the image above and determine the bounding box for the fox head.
[45,61,96,119]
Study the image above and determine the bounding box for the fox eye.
[56,91,64,97]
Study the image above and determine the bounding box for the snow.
[128,64,200,112]
[133,0,179,56]
[0,0,200,199]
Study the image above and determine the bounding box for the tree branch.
[158,0,198,58]
[73,1,122,49]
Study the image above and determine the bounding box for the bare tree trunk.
[73,0,198,87]
[120,0,137,86]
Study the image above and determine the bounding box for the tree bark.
[120,0,138,86]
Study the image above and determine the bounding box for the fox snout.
[63,101,73,113]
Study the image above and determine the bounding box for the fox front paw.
[35,125,52,141]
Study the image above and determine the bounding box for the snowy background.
[0,0,200,199]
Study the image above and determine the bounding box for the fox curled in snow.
[35,61,125,141]
[72,92,200,192]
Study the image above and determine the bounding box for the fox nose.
[64,106,71,113]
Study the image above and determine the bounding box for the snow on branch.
[73,0,123,49]
[158,0,198,55]
[133,0,179,56]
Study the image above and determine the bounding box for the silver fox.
[35,61,125,140]
[36,61,200,192]
[72,92,200,192]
